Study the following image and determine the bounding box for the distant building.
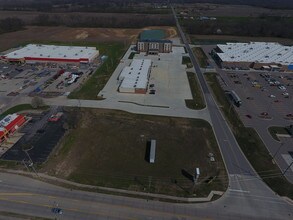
[118,59,152,94]
[213,42,293,71]
[137,30,172,54]
[137,40,172,54]
[1,44,99,64]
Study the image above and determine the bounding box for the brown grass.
[0,26,177,51]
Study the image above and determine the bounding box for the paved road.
[200,45,293,183]
[0,172,292,220]
[171,4,293,218]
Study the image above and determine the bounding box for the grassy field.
[185,72,206,110]
[268,126,291,141]
[205,72,293,199]
[68,42,126,100]
[192,47,208,68]
[42,108,227,197]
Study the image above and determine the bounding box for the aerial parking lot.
[219,70,293,123]
[0,59,99,99]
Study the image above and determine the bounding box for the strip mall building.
[0,114,26,143]
[1,44,99,64]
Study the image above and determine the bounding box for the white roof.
[217,42,293,65]
[0,113,19,128]
[119,59,151,90]
[4,44,98,60]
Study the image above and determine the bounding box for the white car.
[278,85,286,91]
[269,94,276,98]
[282,92,289,96]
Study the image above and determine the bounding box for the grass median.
[185,72,206,110]
[192,47,208,68]
[205,72,293,199]
[268,126,292,141]
[65,42,126,100]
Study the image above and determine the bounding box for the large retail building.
[214,42,293,71]
[1,44,99,64]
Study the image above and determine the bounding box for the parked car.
[269,94,276,98]
[51,208,63,215]
[278,85,286,91]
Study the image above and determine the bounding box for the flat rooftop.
[119,59,152,90]
[216,42,293,66]
[4,44,99,60]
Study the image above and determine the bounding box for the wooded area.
[183,17,293,38]
[0,17,24,34]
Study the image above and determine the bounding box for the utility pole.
[24,150,38,177]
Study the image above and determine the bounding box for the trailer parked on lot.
[149,139,156,163]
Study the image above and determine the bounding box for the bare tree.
[31,96,45,109]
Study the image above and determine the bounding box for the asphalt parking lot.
[219,70,293,123]
[0,61,96,98]
[1,108,66,163]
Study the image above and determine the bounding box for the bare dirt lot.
[0,26,177,52]
[41,108,227,197]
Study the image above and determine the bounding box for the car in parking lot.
[149,90,156,95]
[261,112,269,116]
[278,85,286,91]
[51,208,63,215]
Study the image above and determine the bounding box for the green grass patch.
[268,127,291,141]
[205,72,293,199]
[0,160,20,169]
[0,104,33,118]
[0,104,49,119]
[185,72,205,110]
[67,42,126,100]
[128,52,137,59]
[182,56,193,68]
[192,47,208,68]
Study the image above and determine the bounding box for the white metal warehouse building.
[1,44,99,64]
[118,59,152,94]
[215,42,293,71]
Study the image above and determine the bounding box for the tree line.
[0,17,24,34]
[183,17,293,39]
[31,13,174,28]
